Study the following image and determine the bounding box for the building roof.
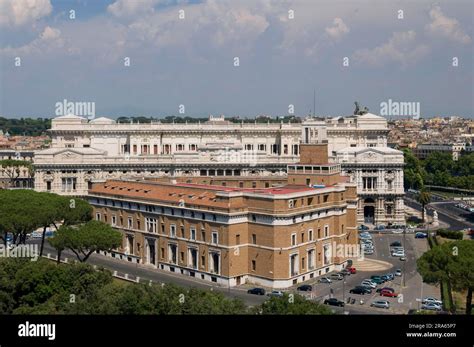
[337,146,402,154]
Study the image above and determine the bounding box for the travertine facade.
[34,112,404,226]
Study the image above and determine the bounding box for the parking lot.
[286,231,441,314]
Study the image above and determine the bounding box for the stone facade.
[33,112,404,225]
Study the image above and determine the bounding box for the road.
[404,196,473,231]
[29,240,267,307]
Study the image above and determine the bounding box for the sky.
[0,0,472,119]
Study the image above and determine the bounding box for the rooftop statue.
[354,101,369,115]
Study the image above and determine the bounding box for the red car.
[346,267,357,274]
[380,289,398,298]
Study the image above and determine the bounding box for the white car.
[395,269,402,276]
[361,280,376,288]
[371,300,390,309]
[267,290,284,298]
[392,252,405,257]
[364,249,374,255]
[421,303,442,311]
[319,277,332,284]
[422,297,442,305]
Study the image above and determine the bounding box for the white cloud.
[107,0,159,18]
[353,31,429,67]
[426,6,471,44]
[0,0,52,27]
[0,25,63,55]
[325,17,349,40]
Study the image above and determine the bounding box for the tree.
[417,240,474,315]
[50,220,122,263]
[255,294,332,315]
[416,189,431,222]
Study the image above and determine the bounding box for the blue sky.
[0,0,472,119]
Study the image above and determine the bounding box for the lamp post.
[402,228,406,288]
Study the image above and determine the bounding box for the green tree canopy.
[417,240,474,315]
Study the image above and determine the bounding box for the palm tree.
[417,189,432,223]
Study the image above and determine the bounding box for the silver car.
[319,277,332,284]
[371,300,390,309]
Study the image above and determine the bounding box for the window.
[236,234,240,244]
[181,226,185,238]
[291,233,296,246]
[318,228,321,239]
[288,200,294,208]
[128,217,133,229]
[61,177,77,192]
[309,229,314,241]
[201,230,206,241]
[245,144,253,151]
[252,234,257,244]
[251,260,256,271]
[258,144,266,151]
[137,219,140,230]
[145,218,157,233]
[301,257,305,270]
[323,195,329,203]
[160,247,165,259]
[239,182,244,188]
[252,181,257,188]
[324,225,329,237]
[308,249,315,270]
[96,213,101,221]
[111,215,117,226]
[46,181,51,191]
[211,232,218,245]
[190,227,196,240]
[201,255,205,268]
[170,224,176,237]
[301,232,304,243]
[180,252,184,263]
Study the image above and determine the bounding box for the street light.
[402,227,406,288]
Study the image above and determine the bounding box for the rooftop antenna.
[313,89,316,117]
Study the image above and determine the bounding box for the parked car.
[349,286,372,295]
[376,287,395,293]
[30,231,43,239]
[399,256,406,261]
[363,249,374,255]
[330,273,343,280]
[371,300,390,309]
[358,225,369,231]
[339,269,351,276]
[370,276,385,284]
[374,225,385,231]
[380,289,398,298]
[324,298,345,307]
[422,297,442,305]
[247,288,266,295]
[319,277,332,284]
[381,275,391,282]
[390,241,402,247]
[361,280,376,289]
[346,267,357,274]
[421,303,442,311]
[391,246,404,251]
[415,232,428,238]
[359,234,372,240]
[266,290,283,297]
[297,285,313,292]
[361,239,373,244]
[384,273,395,281]
[395,269,402,277]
